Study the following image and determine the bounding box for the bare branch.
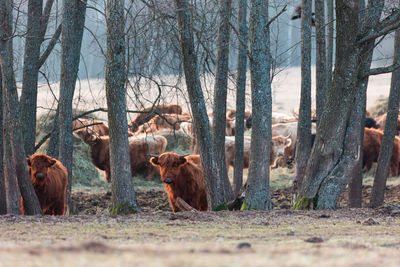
[230,23,252,61]
[368,62,400,77]
[175,197,197,211]
[39,24,62,68]
[266,5,287,28]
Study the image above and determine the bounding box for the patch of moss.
[110,202,138,215]
[293,196,314,210]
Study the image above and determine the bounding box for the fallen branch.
[176,197,197,212]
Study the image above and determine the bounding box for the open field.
[1,208,400,267]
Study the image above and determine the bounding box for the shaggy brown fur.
[375,113,400,134]
[128,104,183,132]
[150,152,207,212]
[363,127,400,176]
[138,113,192,134]
[73,118,109,136]
[23,154,67,215]
[75,129,167,181]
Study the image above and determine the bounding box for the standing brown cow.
[128,104,183,132]
[150,152,207,212]
[23,154,67,215]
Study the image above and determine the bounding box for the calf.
[23,154,67,215]
[75,129,167,181]
[150,152,207,212]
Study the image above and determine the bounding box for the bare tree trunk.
[370,28,400,208]
[47,107,59,158]
[212,0,233,203]
[0,68,5,215]
[295,0,360,210]
[242,0,272,210]
[326,0,334,90]
[59,0,86,213]
[0,0,41,215]
[315,0,326,125]
[233,0,248,197]
[294,0,312,190]
[106,0,140,213]
[174,0,224,210]
[348,0,383,208]
[19,0,43,155]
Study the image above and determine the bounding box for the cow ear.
[285,137,292,148]
[26,157,31,166]
[179,156,187,165]
[150,157,160,166]
[48,158,57,166]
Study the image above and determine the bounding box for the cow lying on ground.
[128,104,183,132]
[150,152,207,212]
[73,118,109,136]
[224,135,292,172]
[22,154,67,215]
[138,113,192,134]
[75,129,167,181]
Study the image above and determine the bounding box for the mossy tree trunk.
[174,0,224,210]
[233,0,248,197]
[106,0,141,213]
[325,0,334,91]
[212,0,234,203]
[0,68,5,215]
[242,0,272,210]
[59,0,87,213]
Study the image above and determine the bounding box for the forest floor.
[1,183,400,267]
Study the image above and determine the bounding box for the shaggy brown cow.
[224,135,292,172]
[128,104,183,132]
[23,154,67,215]
[73,118,109,136]
[150,152,207,212]
[375,113,400,134]
[75,129,167,181]
[138,113,192,134]
[363,127,400,176]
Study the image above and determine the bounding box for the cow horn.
[180,154,190,157]
[285,133,291,139]
[149,154,159,158]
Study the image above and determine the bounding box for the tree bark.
[47,107,59,158]
[296,0,360,210]
[174,0,224,210]
[242,0,272,210]
[0,0,42,215]
[233,0,248,197]
[315,0,327,125]
[212,0,233,203]
[370,28,400,208]
[19,0,43,155]
[59,0,87,213]
[106,0,141,213]
[294,0,312,190]
[325,0,334,91]
[0,67,5,215]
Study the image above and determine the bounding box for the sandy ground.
[33,67,392,122]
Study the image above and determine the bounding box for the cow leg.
[53,201,65,215]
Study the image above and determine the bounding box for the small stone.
[287,230,295,236]
[362,217,379,225]
[304,237,324,243]
[237,242,251,249]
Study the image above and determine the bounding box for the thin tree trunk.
[326,0,334,90]
[106,0,140,213]
[174,0,223,210]
[59,0,87,213]
[294,0,312,191]
[233,0,248,197]
[0,67,5,215]
[315,0,326,125]
[0,0,41,215]
[243,0,272,210]
[370,28,400,208]
[348,0,384,208]
[47,107,59,158]
[20,0,43,155]
[212,0,233,203]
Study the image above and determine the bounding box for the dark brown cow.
[363,127,400,176]
[23,154,67,215]
[73,118,109,136]
[150,152,207,212]
[128,104,183,132]
[75,129,167,181]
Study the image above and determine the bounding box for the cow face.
[75,128,98,145]
[271,135,292,158]
[150,152,188,184]
[26,154,57,184]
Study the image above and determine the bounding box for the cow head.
[271,135,292,158]
[128,121,139,133]
[75,128,98,146]
[150,152,188,184]
[26,154,57,184]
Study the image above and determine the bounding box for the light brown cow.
[23,154,67,215]
[73,118,109,136]
[150,152,207,212]
[128,104,183,132]
[224,135,292,172]
[75,129,167,181]
[138,113,192,134]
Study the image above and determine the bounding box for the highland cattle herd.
[26,103,400,214]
